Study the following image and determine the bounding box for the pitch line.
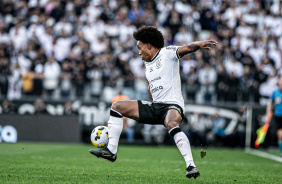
[245,148,282,163]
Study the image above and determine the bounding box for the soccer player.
[89,26,217,179]
[266,75,282,157]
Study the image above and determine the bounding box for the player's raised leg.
[164,109,200,179]
[89,100,139,162]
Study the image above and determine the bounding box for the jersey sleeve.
[271,91,275,102]
[164,45,181,61]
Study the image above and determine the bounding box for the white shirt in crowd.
[9,25,27,50]
[54,36,72,62]
[248,45,265,66]
[43,59,61,90]
[225,58,244,78]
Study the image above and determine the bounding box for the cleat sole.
[186,172,200,179]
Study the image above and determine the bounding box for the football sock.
[169,127,196,168]
[278,141,282,154]
[107,109,123,155]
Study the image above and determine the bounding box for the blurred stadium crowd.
[0,0,282,105]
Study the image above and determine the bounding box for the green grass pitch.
[0,143,281,184]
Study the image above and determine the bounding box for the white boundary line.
[245,148,282,163]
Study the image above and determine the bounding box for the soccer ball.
[90,126,109,148]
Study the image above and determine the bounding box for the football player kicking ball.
[89,26,217,179]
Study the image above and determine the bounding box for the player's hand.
[197,40,217,49]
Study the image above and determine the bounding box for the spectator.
[9,21,27,51]
[187,112,212,146]
[60,61,72,98]
[253,64,267,103]
[7,62,22,100]
[208,112,226,146]
[164,9,182,41]
[49,0,64,22]
[33,59,44,96]
[226,72,240,102]
[216,63,228,102]
[43,54,61,98]
[33,98,46,114]
[2,99,15,114]
[73,61,86,98]
[248,41,265,66]
[128,0,144,27]
[21,68,34,96]
[0,57,10,98]
[268,43,281,72]
[221,1,242,29]
[87,63,103,98]
[121,62,135,100]
[259,71,278,105]
[129,52,148,100]
[239,66,254,102]
[156,0,173,26]
[185,66,199,102]
[64,101,74,115]
[53,17,73,37]
[225,56,244,78]
[198,62,217,103]
[174,26,193,46]
[10,49,32,76]
[235,105,247,148]
[141,124,166,145]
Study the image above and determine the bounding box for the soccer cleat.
[89,148,117,162]
[186,165,200,179]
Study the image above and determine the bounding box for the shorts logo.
[155,59,162,69]
[141,101,152,106]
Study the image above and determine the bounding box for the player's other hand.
[197,40,217,49]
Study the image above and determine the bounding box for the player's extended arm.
[148,85,152,100]
[266,100,273,117]
[177,40,217,58]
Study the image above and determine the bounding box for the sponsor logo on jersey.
[148,77,161,84]
[155,59,162,69]
[150,67,153,72]
[151,86,163,93]
[275,97,281,104]
[166,46,176,51]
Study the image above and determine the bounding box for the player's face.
[137,41,150,62]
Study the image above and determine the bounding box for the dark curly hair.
[133,26,164,49]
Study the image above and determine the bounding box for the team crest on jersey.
[275,97,281,104]
[155,59,162,69]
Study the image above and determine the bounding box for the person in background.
[266,75,282,157]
